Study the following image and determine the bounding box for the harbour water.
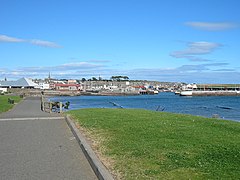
[50,92,240,122]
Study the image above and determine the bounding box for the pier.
[179,84,240,96]
[179,90,240,96]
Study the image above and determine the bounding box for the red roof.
[55,84,80,87]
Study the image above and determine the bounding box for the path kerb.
[65,115,114,180]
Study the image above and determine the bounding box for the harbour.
[50,92,240,122]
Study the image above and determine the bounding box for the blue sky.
[0,0,240,83]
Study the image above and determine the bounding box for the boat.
[139,89,159,95]
[174,91,180,95]
[180,90,193,96]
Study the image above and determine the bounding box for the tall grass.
[67,108,240,179]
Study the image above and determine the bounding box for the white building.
[0,78,40,89]
[182,83,197,90]
[38,82,50,90]
[0,88,7,93]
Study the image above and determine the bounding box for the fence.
[41,96,63,113]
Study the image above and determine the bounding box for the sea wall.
[8,88,138,97]
[192,91,240,96]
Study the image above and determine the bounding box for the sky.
[0,0,240,83]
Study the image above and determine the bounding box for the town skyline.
[0,0,240,83]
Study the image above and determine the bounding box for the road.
[0,97,97,180]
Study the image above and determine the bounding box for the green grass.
[67,108,240,179]
[0,95,22,113]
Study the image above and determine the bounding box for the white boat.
[180,90,193,96]
[174,91,180,95]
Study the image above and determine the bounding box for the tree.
[92,77,98,81]
[81,78,86,82]
[111,76,129,81]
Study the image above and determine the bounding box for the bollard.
[8,98,14,104]
[50,102,52,113]
[41,95,44,111]
[59,102,63,113]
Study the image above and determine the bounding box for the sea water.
[50,92,240,122]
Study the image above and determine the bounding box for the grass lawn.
[0,95,22,113]
[67,108,240,180]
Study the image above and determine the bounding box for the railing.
[42,101,64,113]
[41,96,65,113]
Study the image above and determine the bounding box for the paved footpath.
[0,97,97,180]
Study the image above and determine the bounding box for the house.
[54,84,81,91]
[0,88,7,93]
[38,82,50,90]
[67,79,77,84]
[182,84,197,91]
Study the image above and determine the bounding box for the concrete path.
[0,97,97,180]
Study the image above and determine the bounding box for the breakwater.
[193,91,240,96]
[180,90,240,96]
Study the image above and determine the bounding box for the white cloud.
[0,34,61,48]
[131,63,228,75]
[213,69,235,72]
[176,56,211,62]
[123,63,235,83]
[17,62,104,73]
[185,22,238,31]
[171,41,221,57]
[30,39,61,48]
[1,62,238,84]
[56,62,104,70]
[177,63,228,72]
[0,35,25,42]
[88,60,111,63]
[170,41,222,61]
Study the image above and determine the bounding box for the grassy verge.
[67,108,240,179]
[0,95,22,113]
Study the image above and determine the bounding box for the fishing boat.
[174,91,180,95]
[180,90,193,96]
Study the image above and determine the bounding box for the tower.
[48,72,51,80]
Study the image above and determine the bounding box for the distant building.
[38,82,50,90]
[54,84,81,91]
[67,79,77,84]
[0,78,39,89]
[0,88,7,93]
[182,84,197,90]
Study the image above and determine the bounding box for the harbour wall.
[192,91,240,96]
